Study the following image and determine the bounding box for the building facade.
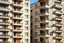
[31,0,64,43]
[0,0,30,43]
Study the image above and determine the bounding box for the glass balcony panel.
[62,31,64,34]
[62,19,64,23]
[62,38,64,40]
[62,26,64,29]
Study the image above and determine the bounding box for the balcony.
[40,41,49,43]
[0,0,9,4]
[13,23,22,26]
[13,29,23,32]
[0,21,9,25]
[0,7,9,12]
[40,27,49,30]
[13,2,23,8]
[39,20,49,24]
[13,17,22,20]
[40,34,49,37]
[0,34,9,38]
[55,28,62,33]
[0,41,10,43]
[40,5,49,9]
[54,0,61,3]
[55,23,62,27]
[56,41,62,43]
[39,0,49,2]
[54,17,62,21]
[13,9,23,14]
[55,35,62,39]
[54,10,62,14]
[0,28,9,31]
[13,35,22,38]
[0,15,9,19]
[40,12,49,16]
[54,4,62,9]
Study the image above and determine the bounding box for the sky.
[30,0,38,4]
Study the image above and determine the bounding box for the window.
[25,32,28,36]
[25,26,28,30]
[35,11,38,15]
[25,9,29,13]
[25,3,29,7]
[35,39,38,43]
[25,21,29,25]
[35,32,38,36]
[35,18,38,22]
[35,4,38,8]
[25,39,28,43]
[25,15,29,18]
[0,32,3,35]
[0,39,3,42]
[35,25,38,29]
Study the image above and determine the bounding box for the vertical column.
[8,0,13,43]
[49,0,54,43]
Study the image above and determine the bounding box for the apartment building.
[31,0,64,43]
[0,0,30,43]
